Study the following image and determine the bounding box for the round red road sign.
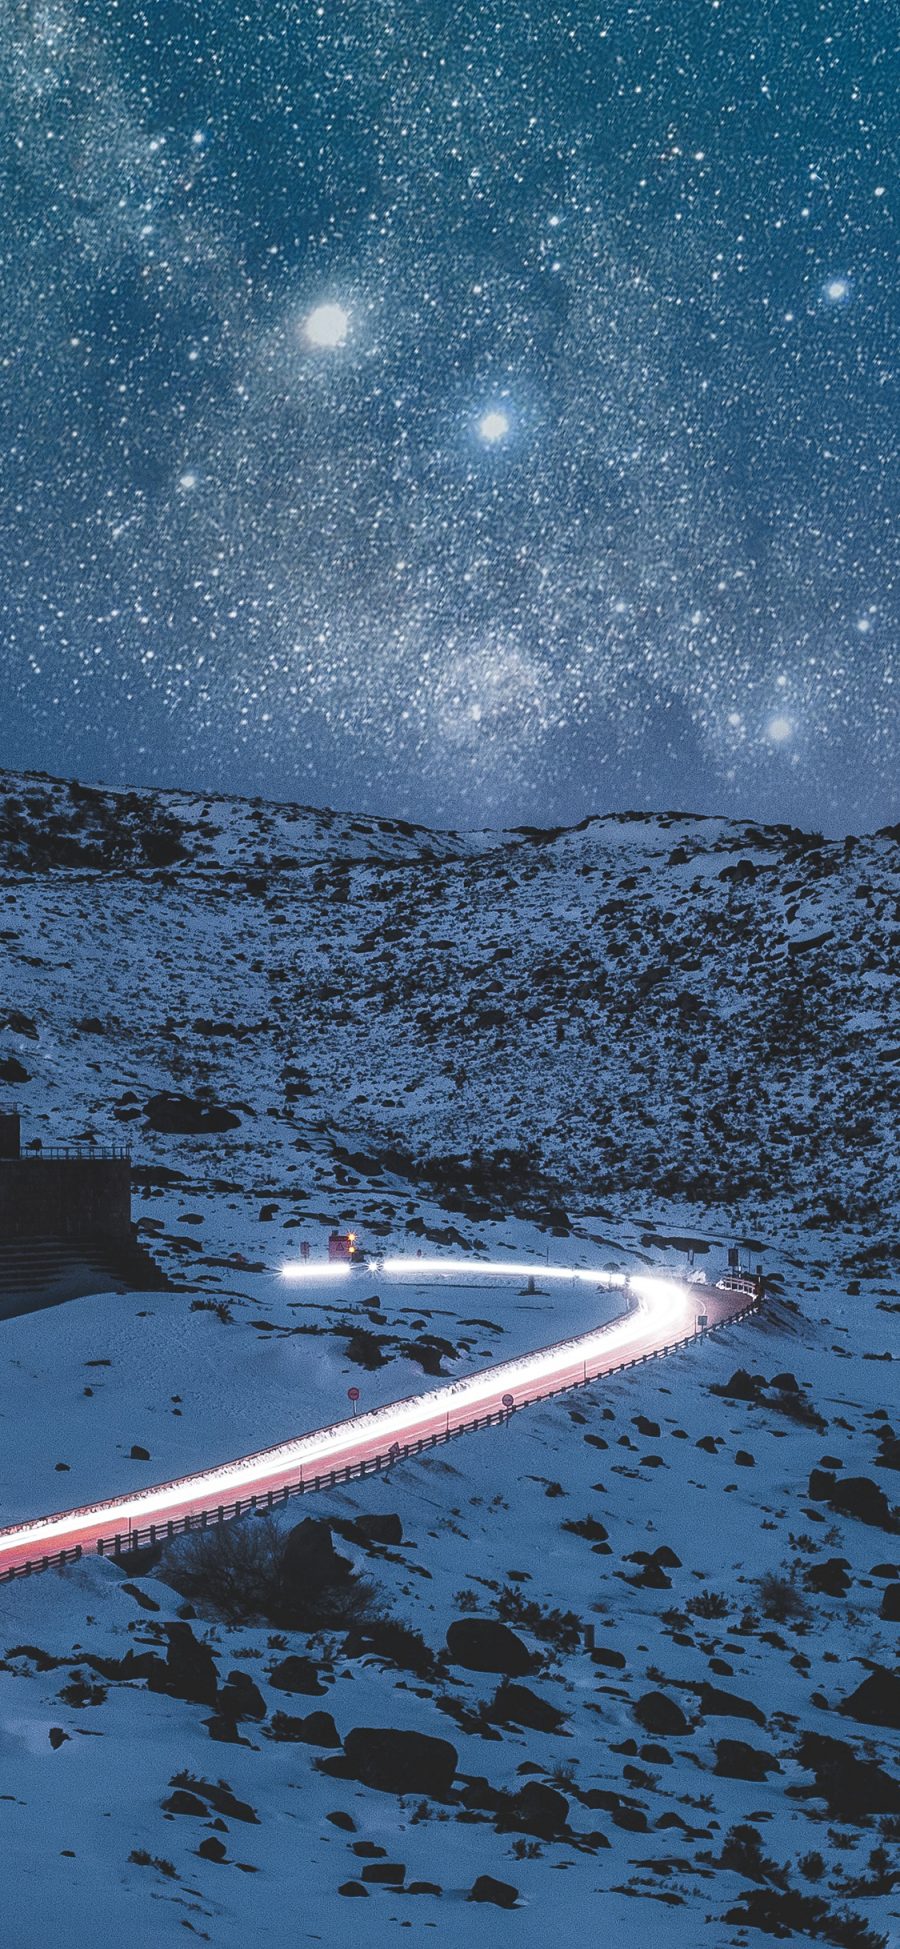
[347,1386,360,1402]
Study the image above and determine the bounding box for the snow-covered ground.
[0,771,897,1946]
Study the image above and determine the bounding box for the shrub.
[162,1514,377,1629]
[686,1588,730,1620]
[757,1572,811,1624]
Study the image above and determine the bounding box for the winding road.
[0,1256,759,1583]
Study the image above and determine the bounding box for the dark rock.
[446,1617,532,1677]
[839,1666,900,1729]
[720,1369,760,1401]
[714,1739,781,1781]
[769,1371,800,1393]
[407,1881,442,1895]
[511,1782,568,1837]
[217,1671,266,1721]
[804,1558,851,1598]
[48,1728,70,1750]
[129,1444,150,1461]
[809,1470,897,1531]
[268,1655,325,1696]
[326,1810,356,1831]
[348,1512,403,1546]
[340,1726,458,1799]
[735,1450,755,1467]
[469,1875,519,1908]
[880,1582,900,1621]
[634,1691,690,1737]
[205,1714,250,1744]
[591,1646,626,1669]
[282,1517,353,1591]
[0,1056,29,1083]
[269,1710,340,1747]
[197,1837,228,1863]
[338,1881,369,1897]
[796,1731,900,1816]
[144,1091,241,1135]
[361,1862,405,1884]
[489,1682,566,1733]
[147,1623,218,1707]
[697,1684,766,1728]
[163,1789,208,1817]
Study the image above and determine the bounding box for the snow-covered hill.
[0,768,898,1948]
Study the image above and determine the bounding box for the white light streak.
[0,1256,692,1565]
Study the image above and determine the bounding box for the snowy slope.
[0,767,898,1948]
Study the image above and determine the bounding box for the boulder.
[839,1667,900,1730]
[341,1726,458,1799]
[489,1682,567,1733]
[506,1781,568,1839]
[144,1091,241,1135]
[217,1671,266,1721]
[804,1558,851,1598]
[197,1836,228,1863]
[268,1710,340,1747]
[268,1655,325,1696]
[796,1731,900,1817]
[163,1789,208,1817]
[348,1512,403,1546]
[880,1582,900,1622]
[279,1519,354,1614]
[634,1691,690,1737]
[697,1684,766,1728]
[469,1875,519,1908]
[446,1617,532,1677]
[147,1624,218,1707]
[714,1739,781,1781]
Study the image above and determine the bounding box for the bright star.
[303,303,349,349]
[477,409,510,444]
[822,277,850,305]
[767,715,793,743]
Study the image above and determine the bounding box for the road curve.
[0,1259,759,1582]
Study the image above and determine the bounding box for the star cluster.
[0,0,895,828]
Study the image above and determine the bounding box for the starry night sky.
[1,1,896,832]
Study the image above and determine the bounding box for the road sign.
[502,1392,514,1410]
[347,1386,360,1401]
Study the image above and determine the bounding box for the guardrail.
[9,1146,132,1162]
[0,1296,760,1585]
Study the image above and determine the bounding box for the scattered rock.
[217,1671,266,1721]
[796,1732,900,1816]
[880,1583,900,1622]
[144,1091,241,1135]
[147,1624,218,1707]
[469,1875,519,1908]
[336,1726,458,1799]
[197,1836,228,1863]
[634,1692,690,1737]
[839,1666,900,1730]
[714,1738,780,1781]
[268,1710,340,1747]
[268,1655,325,1696]
[446,1617,532,1677]
[697,1684,767,1728]
[489,1681,567,1734]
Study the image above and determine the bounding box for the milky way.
[0,0,895,830]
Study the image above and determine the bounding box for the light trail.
[0,1255,754,1580]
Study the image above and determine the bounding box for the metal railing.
[7,1146,132,1162]
[0,1297,760,1585]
